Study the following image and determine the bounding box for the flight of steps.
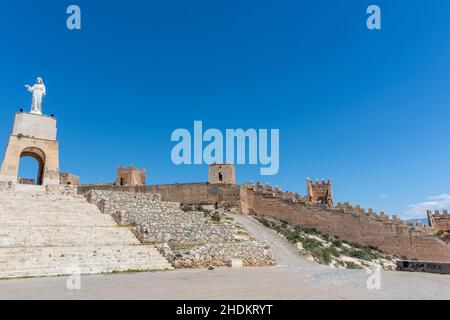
[0,185,173,278]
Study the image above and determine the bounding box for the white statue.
[25,77,46,115]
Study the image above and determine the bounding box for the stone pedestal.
[0,112,60,185]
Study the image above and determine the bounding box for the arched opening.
[18,147,45,185]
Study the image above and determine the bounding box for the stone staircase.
[0,186,173,278]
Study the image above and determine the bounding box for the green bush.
[332,239,343,247]
[345,261,363,269]
[211,212,221,223]
[347,249,378,261]
[195,205,205,212]
[180,204,193,212]
[309,246,332,265]
[327,245,341,257]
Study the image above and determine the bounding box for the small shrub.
[180,204,193,212]
[347,249,378,261]
[211,212,221,223]
[309,246,332,265]
[328,245,341,257]
[332,239,343,247]
[195,205,205,212]
[345,261,363,269]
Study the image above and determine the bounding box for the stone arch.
[0,113,60,186]
[19,147,46,185]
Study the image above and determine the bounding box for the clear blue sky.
[1,0,450,219]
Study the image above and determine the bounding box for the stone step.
[13,185,46,193]
[0,189,173,278]
[0,215,117,224]
[0,225,140,247]
[0,245,172,278]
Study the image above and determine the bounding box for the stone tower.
[306,178,333,206]
[208,164,236,184]
[0,112,60,186]
[115,166,146,186]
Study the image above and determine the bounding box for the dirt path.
[230,213,315,268]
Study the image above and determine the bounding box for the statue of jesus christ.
[25,77,46,115]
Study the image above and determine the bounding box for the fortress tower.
[427,210,450,233]
[0,112,60,186]
[208,164,236,184]
[306,178,333,206]
[116,166,146,186]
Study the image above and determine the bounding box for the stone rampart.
[79,182,240,207]
[240,183,450,263]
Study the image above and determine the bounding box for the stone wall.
[240,183,450,263]
[79,182,240,207]
[85,190,275,268]
[59,173,80,185]
[87,190,234,244]
[45,184,78,196]
[159,242,275,268]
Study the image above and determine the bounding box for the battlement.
[427,209,450,217]
[244,182,308,204]
[240,183,448,262]
[243,182,433,235]
[427,210,450,233]
[306,178,333,206]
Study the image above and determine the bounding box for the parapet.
[427,210,450,233]
[306,178,333,206]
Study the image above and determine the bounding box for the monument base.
[0,112,60,186]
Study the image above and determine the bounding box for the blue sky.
[1,0,450,219]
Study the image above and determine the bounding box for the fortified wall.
[78,182,240,206]
[78,164,240,206]
[239,182,450,263]
[77,163,450,263]
[427,210,450,233]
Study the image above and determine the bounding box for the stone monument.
[25,77,46,115]
[0,78,59,185]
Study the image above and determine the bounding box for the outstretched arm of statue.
[25,84,33,92]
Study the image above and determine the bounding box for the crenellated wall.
[428,210,450,233]
[239,183,450,263]
[79,182,240,206]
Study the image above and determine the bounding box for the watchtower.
[208,164,236,184]
[306,178,333,206]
